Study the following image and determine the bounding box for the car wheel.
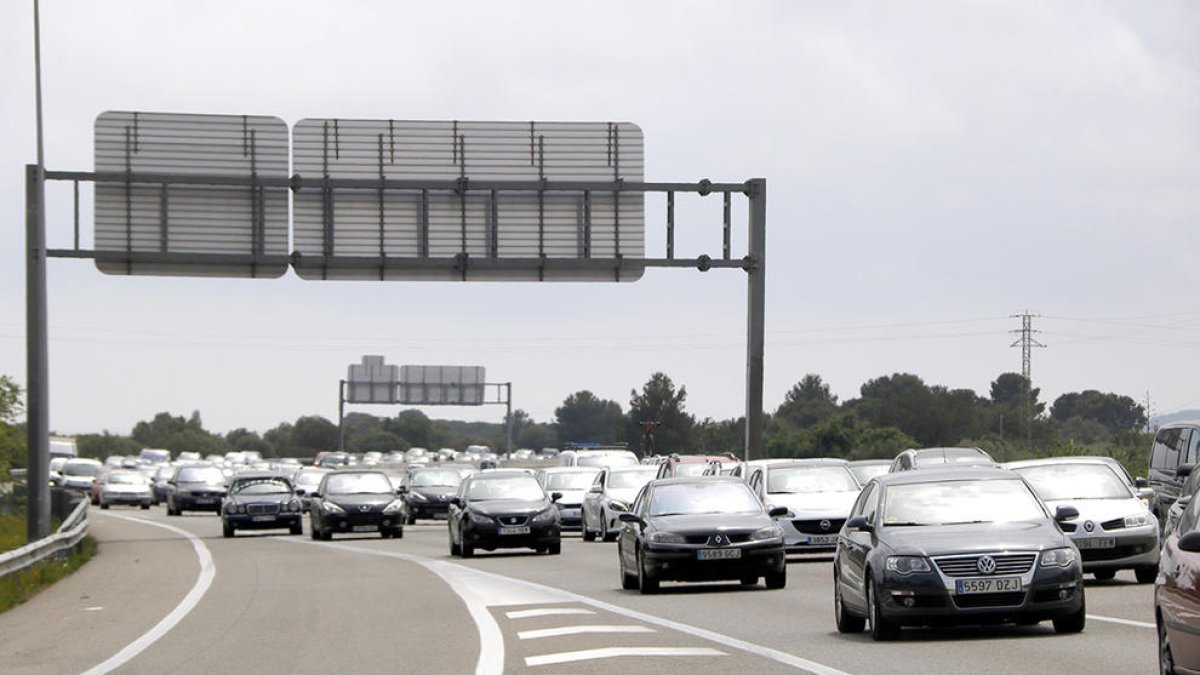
[100,502,110,510]
[1136,565,1159,584]
[1160,615,1178,675]
[320,528,333,541]
[311,523,322,540]
[740,575,758,586]
[765,567,786,590]
[1093,569,1117,581]
[449,528,461,556]
[620,548,638,590]
[406,514,417,526]
[582,519,596,542]
[394,527,404,539]
[166,502,179,516]
[222,523,234,538]
[601,516,617,543]
[868,577,899,641]
[834,570,866,633]
[140,504,150,510]
[637,549,659,595]
[290,523,302,536]
[1052,596,1086,634]
[460,526,474,557]
[547,541,561,555]
[381,529,393,539]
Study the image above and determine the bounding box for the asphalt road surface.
[0,509,1158,674]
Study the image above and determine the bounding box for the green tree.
[225,428,275,458]
[628,373,694,454]
[131,411,226,456]
[555,391,625,445]
[693,417,743,456]
[775,374,838,428]
[385,410,434,448]
[291,416,339,454]
[76,432,141,460]
[0,375,23,479]
[1050,390,1146,434]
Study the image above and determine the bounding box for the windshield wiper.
[884,521,928,527]
[940,520,991,525]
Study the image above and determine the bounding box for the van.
[1147,422,1200,529]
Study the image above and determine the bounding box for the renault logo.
[708,534,727,547]
[820,519,832,531]
[977,555,997,575]
[1084,520,1095,533]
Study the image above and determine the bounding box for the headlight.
[287,499,301,512]
[1041,547,1077,567]
[408,491,428,502]
[468,511,494,525]
[321,501,345,514]
[383,500,406,514]
[609,500,628,511]
[885,556,932,575]
[751,525,784,541]
[533,508,557,523]
[647,531,686,544]
[1124,514,1151,529]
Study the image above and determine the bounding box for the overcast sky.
[1,1,1198,438]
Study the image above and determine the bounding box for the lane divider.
[82,513,216,675]
[517,624,656,640]
[507,608,596,620]
[526,646,726,667]
[1087,614,1155,629]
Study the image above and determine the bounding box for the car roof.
[1004,456,1120,470]
[230,471,290,481]
[849,459,892,465]
[467,469,537,480]
[540,466,601,473]
[650,476,746,488]
[872,466,1016,487]
[765,458,850,467]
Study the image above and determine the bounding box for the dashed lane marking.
[1088,614,1155,629]
[526,646,726,667]
[507,608,596,620]
[517,624,656,640]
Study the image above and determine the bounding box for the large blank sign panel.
[94,112,289,277]
[292,119,645,282]
[399,365,486,405]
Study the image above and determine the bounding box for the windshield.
[915,449,991,467]
[324,473,393,495]
[232,479,292,495]
[467,476,545,502]
[674,462,711,477]
[545,471,600,490]
[882,479,1046,526]
[609,469,658,490]
[411,470,463,488]
[649,482,763,517]
[850,463,889,485]
[177,467,225,483]
[768,466,859,494]
[1014,464,1132,501]
[577,454,638,469]
[108,473,148,485]
[294,470,326,487]
[63,461,101,476]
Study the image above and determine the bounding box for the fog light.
[383,519,391,527]
[1059,589,1071,600]
[902,597,915,607]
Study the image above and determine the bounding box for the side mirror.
[1054,505,1080,522]
[588,485,602,493]
[1179,531,1200,553]
[1135,477,1149,489]
[846,515,872,532]
[551,491,563,503]
[397,486,408,494]
[1178,464,1194,479]
[449,497,461,507]
[618,513,644,527]
[294,488,306,496]
[310,492,321,499]
[767,506,789,518]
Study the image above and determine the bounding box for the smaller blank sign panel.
[347,355,400,404]
[399,365,486,405]
[292,120,644,282]
[94,112,289,278]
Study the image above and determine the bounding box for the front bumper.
[101,492,152,506]
[555,504,583,529]
[224,512,302,530]
[462,519,560,551]
[405,500,451,520]
[876,563,1083,626]
[319,510,405,533]
[643,542,786,582]
[1071,530,1159,570]
[173,492,226,511]
[779,517,844,553]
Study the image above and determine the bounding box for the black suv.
[309,470,405,540]
[1148,422,1200,531]
[166,464,228,515]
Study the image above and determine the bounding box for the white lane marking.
[526,647,725,667]
[518,624,656,640]
[1088,614,1156,629]
[507,608,596,619]
[83,607,104,612]
[82,513,216,675]
[277,538,850,675]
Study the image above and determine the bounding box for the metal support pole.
[505,383,514,455]
[337,379,346,452]
[744,179,766,462]
[26,164,50,540]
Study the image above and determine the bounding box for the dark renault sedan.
[401,467,463,523]
[834,467,1085,640]
[448,470,562,557]
[616,477,788,594]
[309,470,406,540]
[166,464,228,516]
[221,472,303,538]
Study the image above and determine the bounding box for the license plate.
[499,526,531,535]
[805,534,838,545]
[560,509,581,518]
[1075,537,1116,550]
[698,548,742,560]
[251,515,275,522]
[194,498,216,505]
[955,576,1023,594]
[352,525,377,532]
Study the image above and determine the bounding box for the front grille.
[934,553,1036,577]
[952,591,1026,609]
[682,533,752,545]
[247,503,279,515]
[497,515,529,527]
[1100,517,1126,531]
[1080,544,1151,562]
[792,519,845,535]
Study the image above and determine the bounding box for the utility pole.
[1010,311,1046,449]
[1145,391,1154,434]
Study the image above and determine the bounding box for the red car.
[1157,495,1200,674]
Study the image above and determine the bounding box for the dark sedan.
[834,467,1085,640]
[616,477,788,594]
[401,467,463,523]
[448,470,562,557]
[309,470,406,540]
[166,464,228,516]
[221,472,303,538]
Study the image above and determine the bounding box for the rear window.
[177,467,225,483]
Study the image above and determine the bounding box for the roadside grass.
[0,535,96,614]
[0,513,26,552]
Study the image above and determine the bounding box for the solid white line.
[526,647,725,667]
[507,608,596,620]
[518,624,655,640]
[81,513,216,675]
[1088,614,1156,629]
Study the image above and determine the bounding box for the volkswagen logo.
[977,555,997,575]
[1083,520,1095,533]
[820,519,832,531]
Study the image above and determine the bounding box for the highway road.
[0,508,1158,674]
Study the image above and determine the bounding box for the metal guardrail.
[0,496,89,579]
